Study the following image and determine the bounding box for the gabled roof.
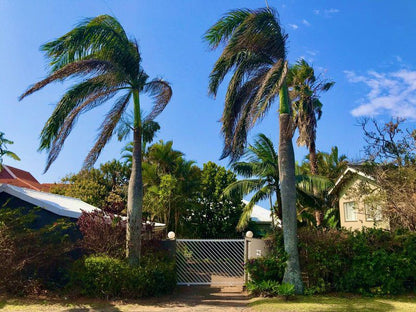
[328,166,375,195]
[0,183,98,218]
[0,165,51,191]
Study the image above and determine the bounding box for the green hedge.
[264,228,416,295]
[71,255,176,299]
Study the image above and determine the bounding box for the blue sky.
[1,0,416,184]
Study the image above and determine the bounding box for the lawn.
[250,294,416,312]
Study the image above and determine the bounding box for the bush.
[71,255,176,299]
[245,256,286,284]
[0,206,78,294]
[77,211,160,259]
[297,227,416,295]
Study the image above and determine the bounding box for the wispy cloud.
[313,8,340,17]
[302,19,311,26]
[345,69,416,119]
[288,24,299,30]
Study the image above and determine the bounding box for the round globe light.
[167,231,176,240]
[245,231,254,238]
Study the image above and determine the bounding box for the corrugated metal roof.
[0,183,98,218]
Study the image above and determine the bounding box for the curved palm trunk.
[309,142,322,226]
[126,90,143,265]
[278,83,303,294]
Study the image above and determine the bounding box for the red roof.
[0,165,52,192]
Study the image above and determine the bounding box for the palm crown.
[19,15,172,172]
[205,8,288,161]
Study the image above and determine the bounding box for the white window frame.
[344,201,357,222]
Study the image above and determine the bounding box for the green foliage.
[277,283,295,300]
[0,132,20,168]
[0,205,78,294]
[51,160,130,213]
[246,280,295,299]
[183,161,243,238]
[296,228,416,295]
[246,280,280,297]
[245,256,286,284]
[71,255,176,299]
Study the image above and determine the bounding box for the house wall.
[339,178,390,231]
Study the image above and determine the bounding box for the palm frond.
[83,92,131,168]
[19,60,114,100]
[143,79,172,121]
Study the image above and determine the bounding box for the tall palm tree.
[19,15,172,264]
[288,59,335,175]
[0,132,20,168]
[287,59,334,225]
[224,133,281,230]
[205,8,303,293]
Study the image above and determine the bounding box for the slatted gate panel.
[176,239,245,286]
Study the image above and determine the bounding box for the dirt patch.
[0,286,252,311]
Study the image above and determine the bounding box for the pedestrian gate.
[176,239,245,286]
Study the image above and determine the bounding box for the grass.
[249,293,416,312]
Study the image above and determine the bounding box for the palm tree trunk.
[309,142,322,226]
[126,90,143,265]
[278,83,303,294]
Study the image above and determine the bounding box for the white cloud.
[345,69,416,119]
[325,8,340,14]
[288,24,299,30]
[314,8,340,17]
[395,55,403,63]
[302,19,311,26]
[306,50,318,56]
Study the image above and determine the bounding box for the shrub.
[245,256,286,284]
[71,255,176,299]
[297,227,416,295]
[246,280,280,297]
[77,211,160,259]
[0,206,78,294]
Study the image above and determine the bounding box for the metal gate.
[176,239,245,286]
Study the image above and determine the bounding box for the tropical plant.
[224,133,280,230]
[225,133,332,230]
[0,132,20,168]
[288,59,335,175]
[205,7,302,292]
[19,15,172,264]
[287,59,334,225]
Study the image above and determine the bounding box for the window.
[344,201,357,221]
[365,204,382,222]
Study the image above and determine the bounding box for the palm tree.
[287,59,334,225]
[19,15,172,264]
[205,8,303,293]
[288,59,335,175]
[0,132,20,168]
[224,133,281,230]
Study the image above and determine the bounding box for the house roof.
[0,183,98,218]
[243,199,273,223]
[0,165,51,192]
[0,183,167,228]
[328,166,375,195]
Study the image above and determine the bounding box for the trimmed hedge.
[71,255,176,299]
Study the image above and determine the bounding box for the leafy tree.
[51,160,130,214]
[184,161,243,238]
[0,132,20,168]
[19,15,172,264]
[205,8,303,292]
